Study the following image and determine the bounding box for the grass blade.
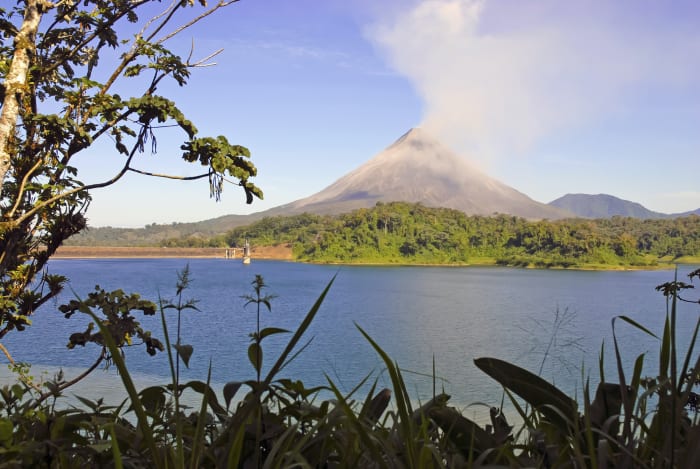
[356,324,417,465]
[84,308,161,468]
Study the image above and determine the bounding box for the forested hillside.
[163,202,700,268]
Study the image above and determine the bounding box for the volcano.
[71,128,575,244]
[276,128,571,219]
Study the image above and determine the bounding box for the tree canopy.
[216,202,700,267]
[0,0,262,340]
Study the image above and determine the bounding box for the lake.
[1,259,698,415]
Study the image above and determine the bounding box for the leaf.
[109,425,123,469]
[137,386,167,415]
[248,343,262,373]
[82,308,160,466]
[430,407,497,457]
[474,357,577,432]
[223,381,242,410]
[0,420,12,443]
[73,395,102,412]
[616,315,660,340]
[361,388,391,425]
[173,343,193,368]
[176,380,226,416]
[212,275,335,460]
[589,382,624,432]
[660,314,671,380]
[258,326,290,341]
[87,442,113,453]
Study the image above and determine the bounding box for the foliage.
[1,269,700,466]
[60,286,162,355]
[0,1,262,342]
[214,202,700,267]
[160,263,199,387]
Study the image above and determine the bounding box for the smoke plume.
[368,0,700,164]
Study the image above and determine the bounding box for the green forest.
[162,202,700,268]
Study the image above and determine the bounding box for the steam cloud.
[368,0,700,164]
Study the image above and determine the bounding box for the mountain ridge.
[548,193,700,219]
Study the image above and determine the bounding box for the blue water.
[2,259,698,409]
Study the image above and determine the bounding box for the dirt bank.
[54,244,294,260]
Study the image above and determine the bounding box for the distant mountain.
[276,128,571,219]
[67,214,258,246]
[548,193,670,219]
[674,208,700,217]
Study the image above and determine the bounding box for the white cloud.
[367,0,700,163]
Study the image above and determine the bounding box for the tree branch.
[127,167,210,181]
[7,157,44,218]
[39,1,151,81]
[155,1,239,46]
[0,138,142,230]
[36,349,106,405]
[0,342,44,394]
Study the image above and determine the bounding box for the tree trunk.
[0,0,42,186]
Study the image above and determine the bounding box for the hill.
[548,193,668,219]
[219,202,700,268]
[548,193,700,219]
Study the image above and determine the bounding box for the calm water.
[2,259,698,412]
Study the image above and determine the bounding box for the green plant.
[3,266,700,467]
[160,263,199,387]
[241,274,282,385]
[472,267,700,467]
[0,0,262,347]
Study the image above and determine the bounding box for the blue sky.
[76,0,700,227]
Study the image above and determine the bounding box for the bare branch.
[190,47,224,67]
[36,350,106,405]
[156,0,240,45]
[127,167,210,181]
[1,139,142,230]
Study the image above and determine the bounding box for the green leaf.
[0,419,12,443]
[87,442,113,453]
[360,388,391,425]
[258,327,290,341]
[430,407,497,457]
[474,357,577,432]
[137,386,167,415]
[177,380,226,419]
[173,343,193,368]
[660,314,671,380]
[223,381,242,410]
[589,382,624,431]
[248,343,262,373]
[109,425,123,469]
[616,315,659,340]
[82,308,161,468]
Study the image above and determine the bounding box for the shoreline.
[55,245,294,260]
[53,246,695,271]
